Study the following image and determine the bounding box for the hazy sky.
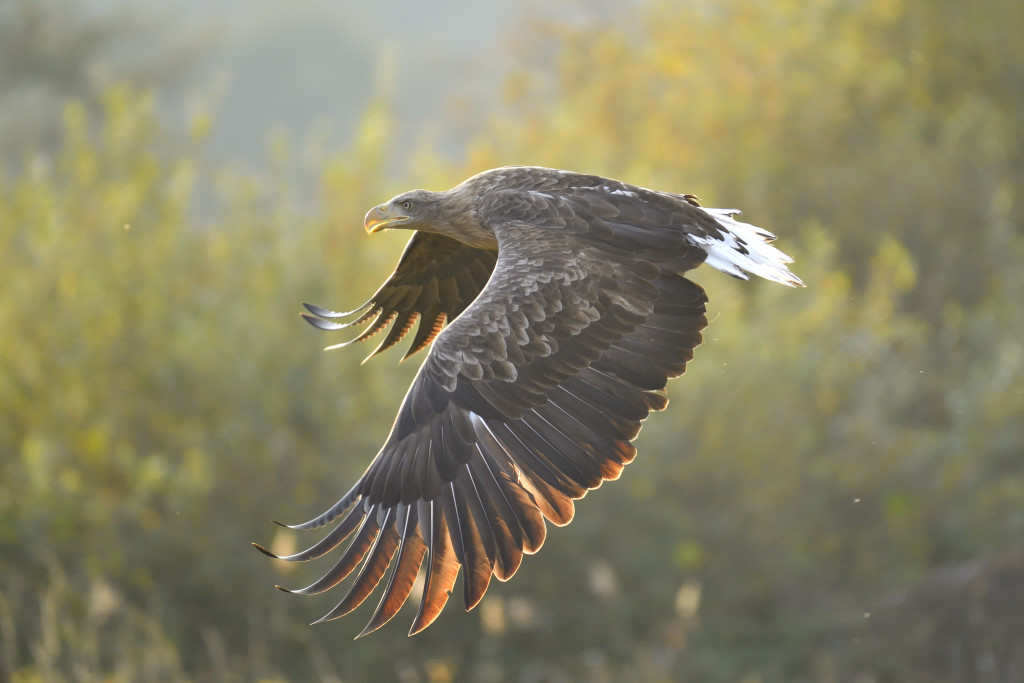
[86,0,630,167]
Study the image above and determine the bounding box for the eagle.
[255,166,804,637]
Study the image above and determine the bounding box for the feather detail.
[410,500,459,635]
[357,517,427,637]
[690,208,805,287]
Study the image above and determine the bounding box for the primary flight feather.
[255,166,804,636]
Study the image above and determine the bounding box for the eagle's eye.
[400,200,413,211]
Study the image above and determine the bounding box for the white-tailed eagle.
[255,166,804,636]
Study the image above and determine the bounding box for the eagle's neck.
[435,190,498,250]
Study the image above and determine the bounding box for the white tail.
[688,208,805,287]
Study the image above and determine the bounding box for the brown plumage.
[255,166,804,636]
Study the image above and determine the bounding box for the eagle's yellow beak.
[364,204,409,234]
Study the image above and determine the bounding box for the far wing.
[302,231,498,360]
[258,226,708,636]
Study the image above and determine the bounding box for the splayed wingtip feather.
[252,542,277,558]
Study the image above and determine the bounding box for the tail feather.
[691,208,805,287]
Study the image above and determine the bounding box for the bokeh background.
[2,0,1023,680]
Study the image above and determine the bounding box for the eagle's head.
[364,188,497,250]
[364,190,444,235]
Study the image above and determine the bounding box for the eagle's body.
[256,166,803,636]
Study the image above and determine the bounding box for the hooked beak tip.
[364,205,410,234]
[364,205,387,234]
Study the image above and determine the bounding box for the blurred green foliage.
[1,0,1022,680]
[0,0,203,166]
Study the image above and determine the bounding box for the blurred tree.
[0,0,204,165]
[1,0,1021,680]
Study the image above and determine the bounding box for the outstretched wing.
[302,231,498,360]
[258,222,709,636]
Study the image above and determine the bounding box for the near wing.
[302,231,498,360]
[258,222,709,637]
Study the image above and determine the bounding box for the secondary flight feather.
[255,166,804,636]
